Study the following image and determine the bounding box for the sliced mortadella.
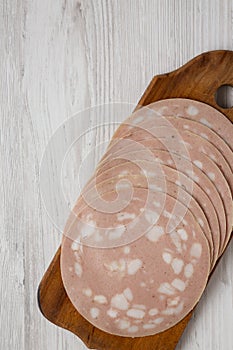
[160,129,233,197]
[84,174,214,268]
[111,98,233,151]
[154,148,232,256]
[150,99,233,151]
[84,160,219,267]
[113,114,233,173]
[61,189,210,337]
[154,116,233,173]
[64,182,166,249]
[96,147,226,260]
[97,130,231,256]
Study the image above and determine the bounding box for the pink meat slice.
[98,149,226,255]
[84,161,219,267]
[83,174,214,268]
[150,99,233,151]
[111,126,233,196]
[97,142,228,256]
[112,114,233,173]
[157,149,232,255]
[101,128,233,213]
[181,131,233,195]
[60,98,232,338]
[111,119,233,188]
[98,127,233,253]
[111,98,233,151]
[64,180,166,248]
[61,189,210,337]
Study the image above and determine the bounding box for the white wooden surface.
[0,0,232,349]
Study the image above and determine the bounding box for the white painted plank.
[0,0,232,349]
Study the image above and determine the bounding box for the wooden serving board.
[38,50,233,350]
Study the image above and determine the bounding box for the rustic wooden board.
[38,50,233,350]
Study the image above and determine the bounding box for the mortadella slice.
[61,189,210,337]
[112,114,233,173]
[97,154,225,257]
[111,98,233,151]
[83,173,214,268]
[98,127,232,255]
[83,160,220,267]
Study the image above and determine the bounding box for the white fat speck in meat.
[209,154,216,161]
[104,259,126,273]
[123,246,131,254]
[107,309,118,318]
[90,308,100,319]
[81,221,96,239]
[167,296,180,307]
[197,218,204,227]
[200,133,208,139]
[205,188,211,195]
[127,259,143,275]
[123,288,133,301]
[120,170,129,175]
[94,295,108,304]
[171,279,186,292]
[143,324,156,329]
[187,105,199,116]
[75,262,83,277]
[158,282,175,295]
[146,226,164,242]
[207,172,215,181]
[152,317,164,324]
[185,170,199,182]
[71,241,80,251]
[148,184,162,191]
[111,293,129,310]
[82,288,92,297]
[116,182,130,190]
[184,263,194,278]
[190,243,202,259]
[117,212,136,221]
[149,308,158,316]
[170,233,182,253]
[116,319,130,330]
[145,210,159,224]
[127,309,146,319]
[162,301,184,315]
[128,325,139,333]
[94,230,103,242]
[177,229,188,241]
[200,118,212,128]
[162,252,172,264]
[163,210,173,219]
[171,258,184,274]
[193,160,203,169]
[153,201,161,208]
[109,226,125,240]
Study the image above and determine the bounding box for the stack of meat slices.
[61,99,233,338]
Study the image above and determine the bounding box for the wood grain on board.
[38,50,233,350]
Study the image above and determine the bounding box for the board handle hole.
[215,85,233,109]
